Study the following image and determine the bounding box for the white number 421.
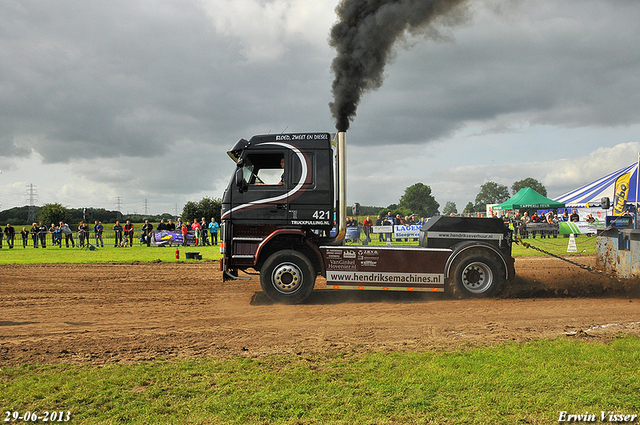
[312,210,330,219]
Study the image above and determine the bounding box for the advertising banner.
[613,171,632,215]
[558,222,598,235]
[151,231,196,246]
[393,224,421,239]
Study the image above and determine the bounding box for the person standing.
[208,218,219,245]
[38,221,48,248]
[49,223,56,246]
[124,220,134,247]
[30,223,39,248]
[362,216,373,243]
[113,221,123,247]
[59,222,75,248]
[166,219,176,231]
[181,222,188,246]
[200,217,209,246]
[77,221,88,247]
[157,219,167,231]
[94,221,104,247]
[191,219,201,246]
[570,210,580,222]
[4,224,15,249]
[20,226,29,248]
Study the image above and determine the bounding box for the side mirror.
[235,168,248,193]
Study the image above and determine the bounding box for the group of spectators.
[345,212,426,243]
[1,221,80,249]
[495,209,581,238]
[0,217,220,249]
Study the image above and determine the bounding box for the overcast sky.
[1,0,639,216]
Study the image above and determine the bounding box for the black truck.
[221,131,515,303]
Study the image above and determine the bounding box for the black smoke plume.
[329,0,469,132]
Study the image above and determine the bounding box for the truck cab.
[221,133,338,284]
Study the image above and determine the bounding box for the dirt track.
[1,256,640,365]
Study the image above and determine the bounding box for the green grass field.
[2,336,639,424]
[3,234,628,424]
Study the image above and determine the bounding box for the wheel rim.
[271,262,303,294]
[461,261,493,294]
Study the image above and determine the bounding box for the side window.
[245,153,285,186]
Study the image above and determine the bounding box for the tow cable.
[512,237,619,280]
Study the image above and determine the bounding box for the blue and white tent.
[553,162,639,208]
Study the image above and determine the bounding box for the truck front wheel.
[448,249,503,299]
[260,250,316,304]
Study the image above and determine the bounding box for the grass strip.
[0,235,595,265]
[2,335,639,424]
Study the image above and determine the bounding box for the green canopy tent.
[493,187,565,211]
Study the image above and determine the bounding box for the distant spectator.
[362,216,373,243]
[59,222,75,248]
[94,221,104,248]
[30,223,39,248]
[209,218,219,245]
[113,221,123,247]
[78,221,89,247]
[166,220,176,232]
[200,217,209,246]
[4,224,15,249]
[38,221,48,248]
[20,226,28,248]
[124,221,134,247]
[54,226,62,247]
[157,219,167,231]
[49,223,56,246]
[142,220,153,246]
[570,210,580,222]
[181,222,188,246]
[191,220,201,246]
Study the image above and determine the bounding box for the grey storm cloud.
[0,0,639,213]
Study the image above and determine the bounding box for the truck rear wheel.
[260,250,316,304]
[448,249,503,299]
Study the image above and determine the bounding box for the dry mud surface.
[1,256,640,365]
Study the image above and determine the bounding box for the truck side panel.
[321,246,452,292]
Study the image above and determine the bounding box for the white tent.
[554,162,639,208]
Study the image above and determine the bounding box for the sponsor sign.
[426,231,503,241]
[372,225,393,234]
[151,231,196,246]
[393,224,421,238]
[613,172,632,215]
[326,270,443,285]
[558,222,597,235]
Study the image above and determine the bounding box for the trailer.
[221,132,515,303]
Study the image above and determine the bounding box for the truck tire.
[260,250,316,304]
[448,249,504,299]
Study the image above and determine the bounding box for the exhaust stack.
[334,131,347,243]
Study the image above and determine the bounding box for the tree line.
[353,177,547,219]
[0,197,223,227]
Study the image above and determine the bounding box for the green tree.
[182,197,222,223]
[398,183,440,218]
[38,203,70,226]
[442,201,457,216]
[463,202,475,214]
[474,182,510,212]
[512,177,547,196]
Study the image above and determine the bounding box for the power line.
[25,183,38,223]
[115,197,123,220]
